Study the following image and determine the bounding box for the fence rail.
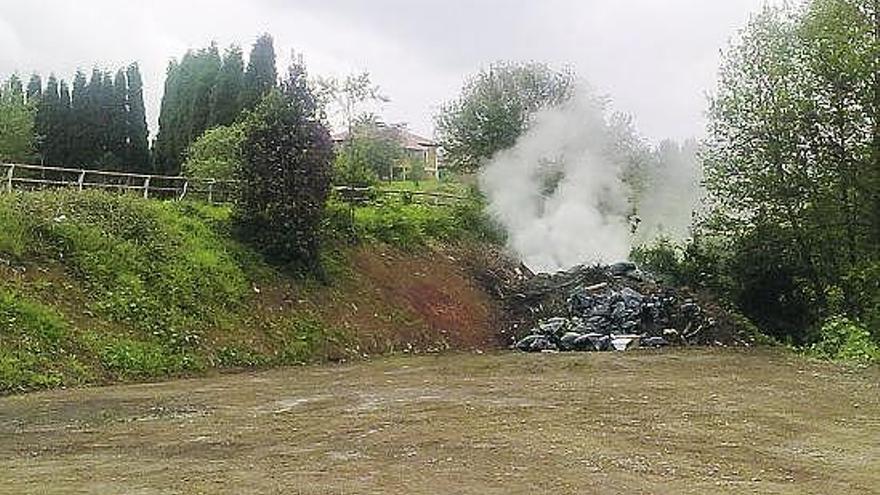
[0,163,469,207]
[2,163,232,204]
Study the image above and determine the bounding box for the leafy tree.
[407,155,427,185]
[240,34,277,110]
[0,76,36,162]
[318,71,388,134]
[318,71,391,185]
[436,61,575,172]
[182,122,246,180]
[234,57,333,270]
[700,0,879,341]
[333,117,404,185]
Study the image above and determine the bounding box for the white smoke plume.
[634,139,704,244]
[479,88,703,273]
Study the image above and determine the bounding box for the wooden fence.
[0,163,468,206]
[0,163,236,203]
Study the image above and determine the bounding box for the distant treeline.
[0,33,281,175]
[1,65,150,172]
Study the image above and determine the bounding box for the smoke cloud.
[479,88,703,273]
[635,139,704,244]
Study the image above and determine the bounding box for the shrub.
[234,61,333,271]
[630,237,686,285]
[809,317,879,365]
[182,122,246,181]
[844,262,880,342]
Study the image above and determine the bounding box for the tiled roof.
[332,124,438,151]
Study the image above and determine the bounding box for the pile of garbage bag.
[514,262,717,353]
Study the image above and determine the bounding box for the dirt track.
[1,349,878,494]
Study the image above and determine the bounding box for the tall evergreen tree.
[154,45,223,173]
[107,69,129,169]
[126,63,150,172]
[25,74,42,103]
[210,44,245,127]
[36,75,61,164]
[76,68,105,167]
[241,33,277,110]
[69,70,89,166]
[56,79,72,165]
[6,74,23,96]
[154,60,182,173]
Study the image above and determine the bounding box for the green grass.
[0,289,91,391]
[0,190,249,339]
[377,179,471,196]
[0,189,500,393]
[0,190,346,393]
[326,198,505,249]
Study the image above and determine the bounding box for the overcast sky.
[0,0,774,143]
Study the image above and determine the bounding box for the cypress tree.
[6,74,23,96]
[108,69,128,169]
[155,60,182,174]
[36,75,61,164]
[80,68,106,167]
[189,43,222,142]
[126,63,150,172]
[241,33,277,110]
[69,70,89,166]
[26,74,42,103]
[210,44,245,127]
[58,79,71,165]
[154,46,222,174]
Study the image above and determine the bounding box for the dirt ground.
[1,349,877,495]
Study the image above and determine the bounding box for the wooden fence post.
[207,181,214,204]
[5,165,13,192]
[77,170,86,191]
[143,177,151,199]
[179,180,188,201]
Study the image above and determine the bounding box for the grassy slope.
[0,190,502,394]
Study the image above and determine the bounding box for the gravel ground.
[1,348,878,494]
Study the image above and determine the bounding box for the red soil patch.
[248,244,506,358]
[347,245,502,350]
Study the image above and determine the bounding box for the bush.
[234,62,333,270]
[630,237,686,285]
[809,317,879,365]
[844,262,880,342]
[182,122,246,181]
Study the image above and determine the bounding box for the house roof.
[332,124,438,151]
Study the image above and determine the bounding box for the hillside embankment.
[0,190,504,393]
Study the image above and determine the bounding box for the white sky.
[0,0,775,143]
